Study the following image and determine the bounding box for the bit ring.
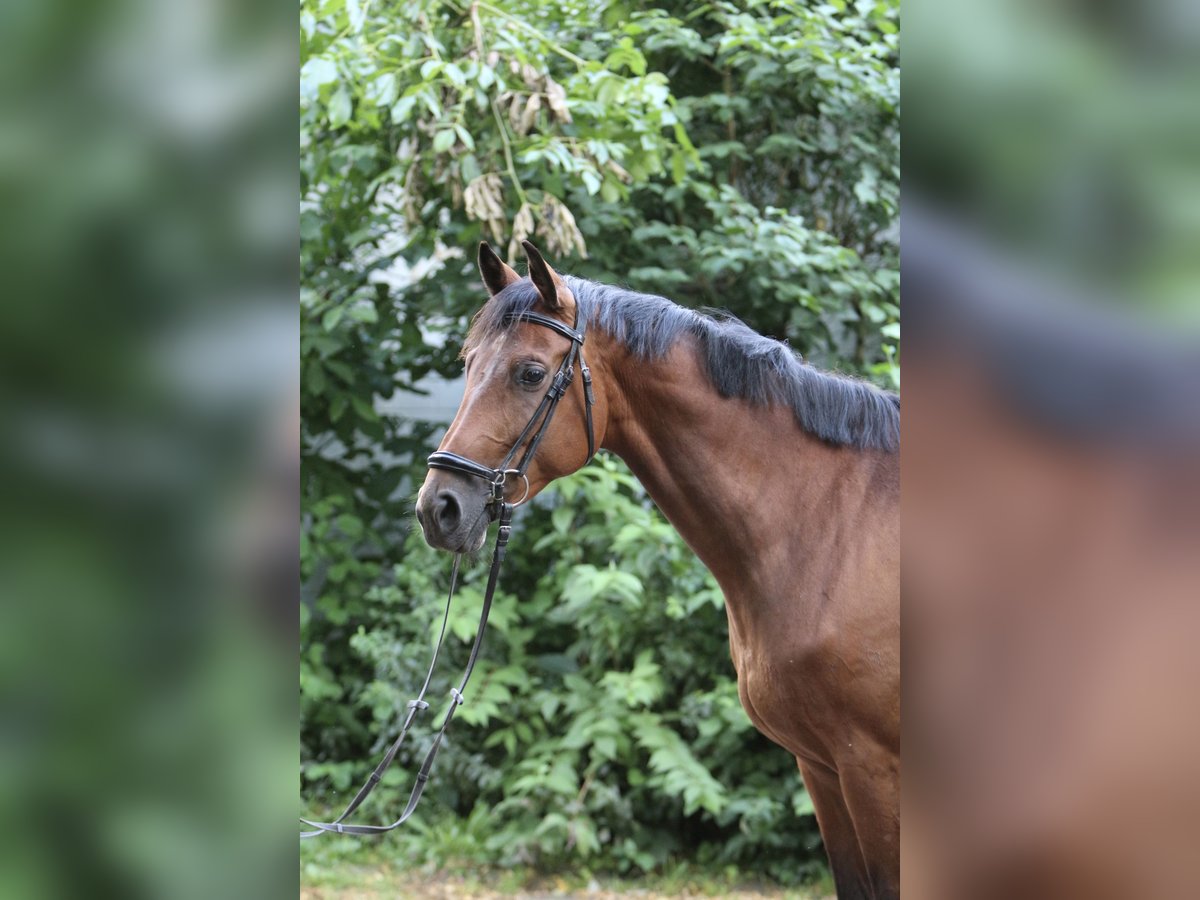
[494,470,531,507]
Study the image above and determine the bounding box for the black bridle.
[300,307,594,838]
[427,308,595,518]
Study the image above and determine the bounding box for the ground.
[301,861,830,899]
[300,823,832,899]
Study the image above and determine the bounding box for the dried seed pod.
[606,159,631,183]
[537,194,586,258]
[507,202,535,262]
[518,93,541,135]
[464,173,506,231]
[545,78,571,124]
[402,164,423,227]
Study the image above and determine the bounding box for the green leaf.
[370,73,399,109]
[348,303,378,324]
[307,362,326,396]
[453,124,475,151]
[390,95,417,123]
[600,178,621,203]
[336,514,363,539]
[327,86,352,129]
[543,759,578,795]
[350,395,377,421]
[300,211,322,241]
[460,154,481,182]
[301,57,338,90]
[551,504,574,534]
[329,394,347,422]
[345,0,364,32]
[443,62,466,87]
[793,787,816,817]
[432,129,456,154]
[670,150,686,184]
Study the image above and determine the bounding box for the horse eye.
[517,366,546,386]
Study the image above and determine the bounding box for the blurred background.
[299,0,896,894]
[0,0,297,898]
[904,0,1200,896]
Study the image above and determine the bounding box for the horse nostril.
[435,491,461,532]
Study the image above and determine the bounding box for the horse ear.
[478,241,520,296]
[521,239,574,314]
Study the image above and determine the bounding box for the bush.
[301,0,898,883]
[307,457,826,881]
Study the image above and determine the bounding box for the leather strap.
[302,306,597,839]
[300,506,513,838]
[427,451,499,484]
[502,311,584,345]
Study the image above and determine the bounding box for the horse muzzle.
[415,478,490,553]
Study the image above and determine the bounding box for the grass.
[300,838,834,899]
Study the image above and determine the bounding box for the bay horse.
[415,240,900,898]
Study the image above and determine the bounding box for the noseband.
[300,306,596,839]
[427,308,595,519]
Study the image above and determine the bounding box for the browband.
[502,311,584,344]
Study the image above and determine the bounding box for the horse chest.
[730,635,843,758]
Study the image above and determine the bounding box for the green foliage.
[301,0,897,884]
[308,459,826,881]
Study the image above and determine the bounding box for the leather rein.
[300,307,594,838]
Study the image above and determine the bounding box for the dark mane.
[466,276,900,452]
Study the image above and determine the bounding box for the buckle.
[547,371,569,399]
[580,363,595,404]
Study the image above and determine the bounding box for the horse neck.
[595,332,891,620]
